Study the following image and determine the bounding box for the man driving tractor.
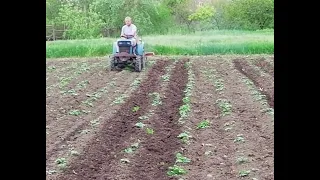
[117,16,138,54]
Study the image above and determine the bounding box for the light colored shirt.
[121,24,137,37]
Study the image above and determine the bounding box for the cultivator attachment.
[144,52,155,56]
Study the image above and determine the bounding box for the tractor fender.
[137,42,144,56]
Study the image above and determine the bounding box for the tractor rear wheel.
[135,56,142,72]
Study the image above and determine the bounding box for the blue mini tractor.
[109,35,154,72]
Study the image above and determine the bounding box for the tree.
[56,2,104,39]
[223,0,274,30]
[188,5,215,31]
[46,0,63,24]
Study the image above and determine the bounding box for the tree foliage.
[188,5,215,22]
[46,0,274,39]
[223,0,274,29]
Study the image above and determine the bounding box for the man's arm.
[132,25,137,38]
[120,26,125,37]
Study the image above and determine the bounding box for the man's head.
[124,17,132,26]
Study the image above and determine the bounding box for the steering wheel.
[121,35,134,39]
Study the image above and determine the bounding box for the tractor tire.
[135,56,142,72]
[110,56,116,71]
[142,56,146,69]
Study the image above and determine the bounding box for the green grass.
[46,29,274,58]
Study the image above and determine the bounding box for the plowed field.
[46,55,274,180]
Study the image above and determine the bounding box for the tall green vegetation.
[46,0,274,39]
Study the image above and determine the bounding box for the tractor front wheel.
[110,56,116,71]
[143,56,147,68]
[135,56,142,72]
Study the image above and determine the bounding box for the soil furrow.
[181,59,236,180]
[252,57,274,77]
[233,59,274,108]
[100,60,179,180]
[213,59,274,180]
[54,60,171,180]
[125,59,189,180]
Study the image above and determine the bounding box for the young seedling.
[214,79,224,91]
[224,121,235,131]
[82,110,90,114]
[47,66,56,71]
[124,147,134,154]
[113,95,126,104]
[196,120,210,129]
[61,89,78,96]
[55,158,67,170]
[149,92,162,106]
[236,157,249,164]
[131,78,141,89]
[76,80,89,89]
[234,134,245,143]
[205,151,213,156]
[59,77,72,89]
[261,108,274,115]
[120,158,130,163]
[175,153,191,163]
[124,141,140,153]
[182,97,190,104]
[80,129,90,134]
[138,115,148,120]
[68,110,81,116]
[161,74,170,81]
[216,99,232,116]
[239,170,250,177]
[132,106,140,112]
[179,104,191,118]
[70,150,80,156]
[177,132,192,144]
[46,170,57,175]
[135,122,145,128]
[146,128,154,134]
[90,119,100,128]
[167,165,187,176]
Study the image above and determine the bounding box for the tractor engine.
[118,40,133,54]
[117,40,133,61]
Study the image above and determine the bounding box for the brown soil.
[252,57,274,77]
[46,55,274,180]
[233,59,274,108]
[46,61,103,96]
[46,70,144,179]
[126,59,189,180]
[46,69,136,157]
[46,58,103,86]
[181,58,237,180]
[53,60,171,180]
[181,58,274,180]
